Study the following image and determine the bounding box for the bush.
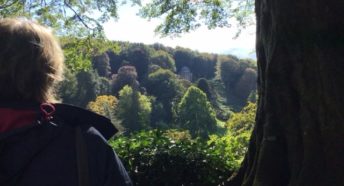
[208,102,257,163]
[110,130,238,186]
[227,102,256,136]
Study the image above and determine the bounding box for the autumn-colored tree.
[87,95,118,124]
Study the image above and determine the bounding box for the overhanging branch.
[0,0,19,10]
[63,0,90,29]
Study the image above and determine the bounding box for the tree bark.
[228,0,344,185]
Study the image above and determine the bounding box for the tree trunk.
[228,0,344,185]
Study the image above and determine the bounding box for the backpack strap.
[75,126,90,186]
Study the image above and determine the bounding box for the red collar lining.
[0,108,37,133]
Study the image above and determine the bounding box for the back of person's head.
[0,18,64,103]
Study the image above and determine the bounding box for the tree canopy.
[116,85,152,132]
[0,0,254,38]
[0,0,124,37]
[177,86,217,138]
[139,0,255,36]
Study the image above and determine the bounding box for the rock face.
[229,0,344,185]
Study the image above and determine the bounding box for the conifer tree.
[177,86,217,138]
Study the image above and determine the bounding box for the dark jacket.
[0,103,132,186]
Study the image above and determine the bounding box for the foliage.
[57,38,256,113]
[116,85,152,132]
[87,95,125,132]
[60,37,92,72]
[207,79,232,121]
[0,0,254,38]
[163,129,192,140]
[207,102,256,164]
[74,70,100,107]
[120,44,153,81]
[173,47,196,72]
[110,130,237,186]
[196,78,214,102]
[150,50,176,72]
[147,64,162,74]
[92,53,111,77]
[208,132,250,165]
[247,89,257,103]
[177,86,217,138]
[112,65,140,95]
[88,95,117,121]
[0,0,133,37]
[61,37,120,72]
[98,77,112,95]
[146,69,185,122]
[57,68,78,104]
[107,50,123,74]
[173,47,217,80]
[218,55,257,110]
[150,43,174,55]
[227,102,256,136]
[150,100,168,129]
[60,35,258,112]
[234,68,257,100]
[139,0,254,36]
[219,56,244,88]
[192,53,217,79]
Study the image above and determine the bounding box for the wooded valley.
[57,38,257,185]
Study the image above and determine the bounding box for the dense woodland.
[58,38,257,128]
[3,0,342,185]
[57,38,257,185]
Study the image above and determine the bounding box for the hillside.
[58,39,257,126]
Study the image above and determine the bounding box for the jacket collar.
[0,103,118,140]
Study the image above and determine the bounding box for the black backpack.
[0,103,119,186]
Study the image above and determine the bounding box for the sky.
[103,5,256,59]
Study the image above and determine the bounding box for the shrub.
[110,130,237,186]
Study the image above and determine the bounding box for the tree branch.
[0,0,19,10]
[63,0,90,29]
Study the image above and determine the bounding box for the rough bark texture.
[228,0,344,185]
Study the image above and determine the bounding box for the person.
[0,18,132,186]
